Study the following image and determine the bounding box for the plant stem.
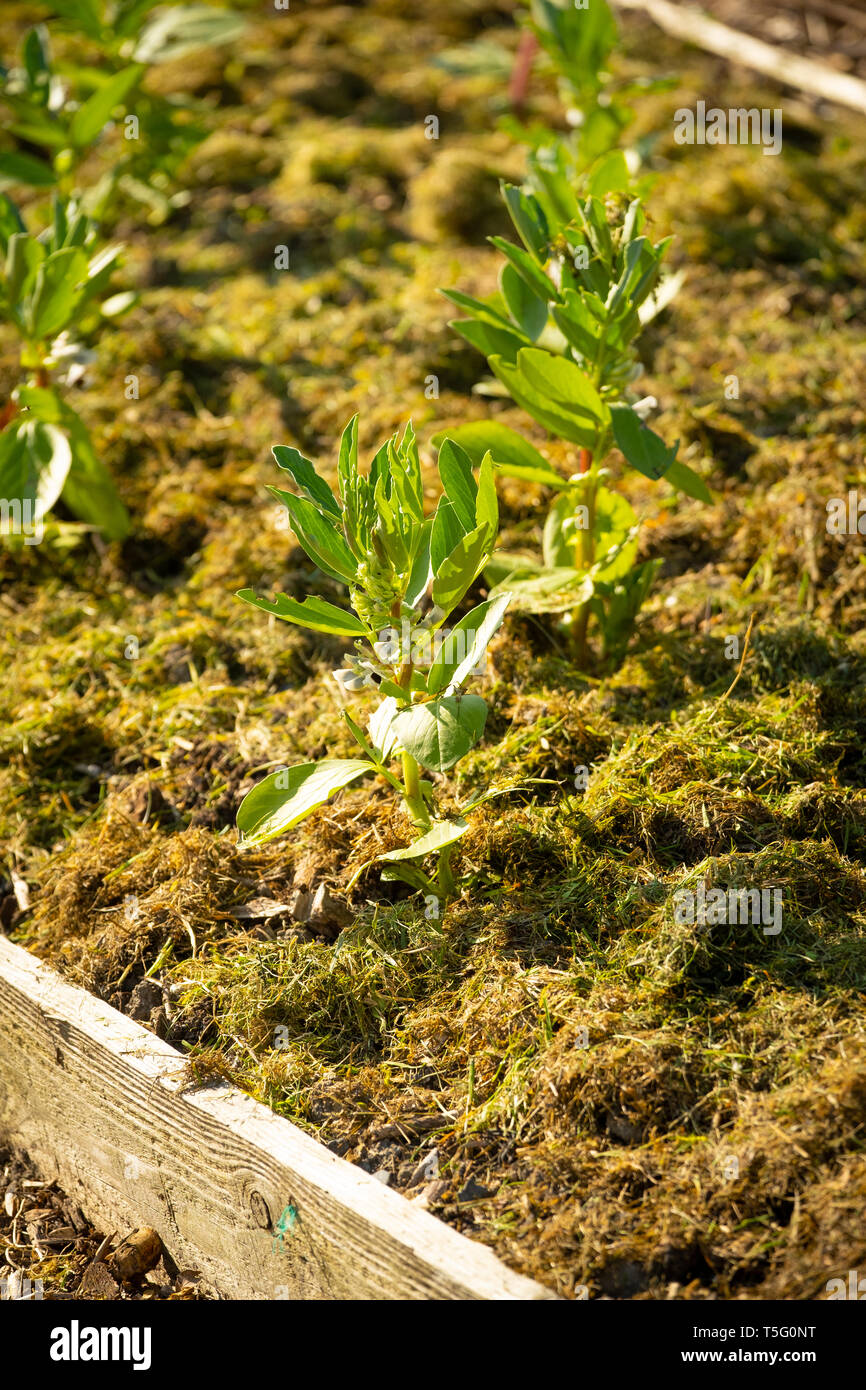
[436,844,456,900]
[572,447,597,667]
[401,748,428,828]
[397,659,429,829]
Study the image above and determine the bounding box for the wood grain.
[612,0,866,115]
[0,937,556,1300]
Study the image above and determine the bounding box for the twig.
[719,612,755,703]
[611,0,866,115]
[93,1230,116,1263]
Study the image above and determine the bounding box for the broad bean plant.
[0,194,132,541]
[236,420,510,903]
[439,2,705,667]
[0,4,244,221]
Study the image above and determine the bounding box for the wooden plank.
[612,0,866,115]
[0,937,556,1300]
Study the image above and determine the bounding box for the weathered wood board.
[0,936,556,1300]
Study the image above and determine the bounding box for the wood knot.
[249,1190,271,1229]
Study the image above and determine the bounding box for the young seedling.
[0,192,132,542]
[236,418,510,904]
[442,178,711,666]
[438,3,704,668]
[0,5,244,221]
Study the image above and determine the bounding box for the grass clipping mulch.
[14,669,866,1301]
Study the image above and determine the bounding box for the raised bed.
[0,936,555,1300]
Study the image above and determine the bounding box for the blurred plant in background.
[0,3,244,222]
[0,194,133,540]
[0,3,244,544]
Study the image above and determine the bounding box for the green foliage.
[0,4,244,222]
[0,195,130,541]
[236,422,511,902]
[440,1,708,669]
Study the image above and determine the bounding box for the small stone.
[371,1170,391,1186]
[287,888,312,921]
[407,1148,440,1187]
[306,884,352,935]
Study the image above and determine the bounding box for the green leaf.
[236,590,367,636]
[59,408,130,540]
[391,695,487,772]
[437,437,477,533]
[441,287,522,333]
[450,316,527,363]
[405,516,433,609]
[489,564,593,614]
[369,696,400,761]
[133,5,246,64]
[379,818,469,862]
[46,0,103,41]
[0,152,57,188]
[609,403,678,480]
[0,195,25,254]
[501,183,549,259]
[267,486,358,584]
[430,496,465,575]
[237,759,372,846]
[432,523,491,615]
[588,487,639,581]
[272,443,341,519]
[489,354,598,447]
[431,421,547,474]
[475,451,498,536]
[27,246,88,340]
[517,347,605,421]
[488,236,554,304]
[23,26,51,94]
[427,592,510,695]
[0,417,71,522]
[342,712,401,789]
[5,232,45,306]
[500,262,547,342]
[663,456,713,504]
[542,485,637,580]
[586,149,631,199]
[69,65,143,147]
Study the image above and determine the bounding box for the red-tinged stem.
[509,30,538,114]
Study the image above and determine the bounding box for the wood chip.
[107,1227,164,1281]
